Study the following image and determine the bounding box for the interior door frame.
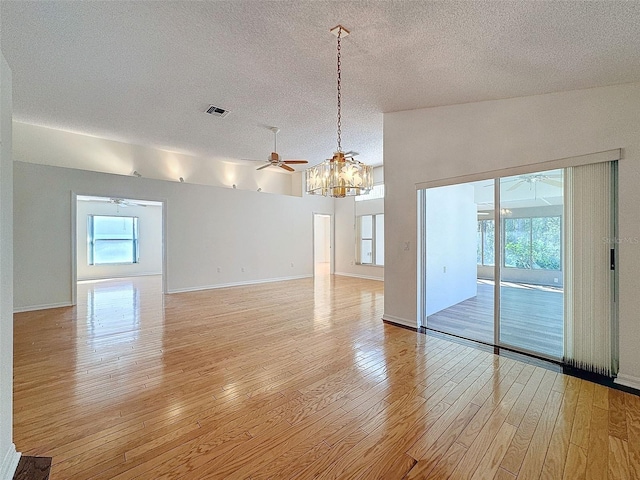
[70,191,168,306]
[312,212,334,276]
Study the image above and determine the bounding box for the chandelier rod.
[336,26,342,153]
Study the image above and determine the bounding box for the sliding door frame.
[493,180,501,347]
[417,149,620,359]
[417,189,427,329]
[416,150,619,191]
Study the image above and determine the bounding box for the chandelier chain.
[304,25,373,198]
[336,27,342,152]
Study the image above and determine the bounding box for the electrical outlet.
[217,267,221,273]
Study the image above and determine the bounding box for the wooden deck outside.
[13,275,639,479]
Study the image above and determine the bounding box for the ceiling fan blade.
[256,163,271,170]
[123,200,148,207]
[283,160,308,164]
[507,180,525,191]
[541,179,563,188]
[279,164,295,172]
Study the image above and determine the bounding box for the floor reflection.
[73,276,164,399]
[82,279,141,345]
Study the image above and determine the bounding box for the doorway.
[313,214,332,276]
[419,161,616,367]
[72,194,165,305]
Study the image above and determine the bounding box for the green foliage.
[503,216,561,271]
[505,241,531,268]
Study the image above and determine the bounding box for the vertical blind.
[564,161,616,376]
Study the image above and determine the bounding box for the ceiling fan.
[79,196,146,207]
[109,198,146,207]
[251,127,308,172]
[502,173,563,191]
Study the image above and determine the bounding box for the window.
[88,215,139,265]
[355,184,385,202]
[477,219,495,266]
[531,216,561,270]
[503,216,561,270]
[357,214,384,266]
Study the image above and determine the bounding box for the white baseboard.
[14,301,73,313]
[0,444,20,480]
[382,314,417,330]
[78,272,162,282]
[334,272,384,281]
[167,274,313,294]
[615,373,640,391]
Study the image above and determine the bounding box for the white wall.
[13,157,333,311]
[334,167,385,281]
[425,184,477,316]
[76,200,163,281]
[13,122,297,196]
[0,51,19,480]
[384,82,640,389]
[334,198,384,281]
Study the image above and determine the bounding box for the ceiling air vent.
[205,105,230,118]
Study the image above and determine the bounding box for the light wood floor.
[13,275,639,479]
[427,281,564,358]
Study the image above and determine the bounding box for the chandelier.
[305,25,373,198]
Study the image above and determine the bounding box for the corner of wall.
[0,49,18,480]
[381,314,417,330]
[0,445,20,480]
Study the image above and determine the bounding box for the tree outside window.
[477,219,495,266]
[503,216,561,270]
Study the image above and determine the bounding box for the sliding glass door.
[424,180,494,344]
[421,160,617,368]
[420,168,564,359]
[499,170,564,358]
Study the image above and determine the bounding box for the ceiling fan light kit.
[305,25,373,198]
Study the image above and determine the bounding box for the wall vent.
[205,105,230,118]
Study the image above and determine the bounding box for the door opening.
[418,160,617,371]
[313,214,332,276]
[73,194,166,305]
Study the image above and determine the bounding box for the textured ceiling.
[3,1,640,170]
